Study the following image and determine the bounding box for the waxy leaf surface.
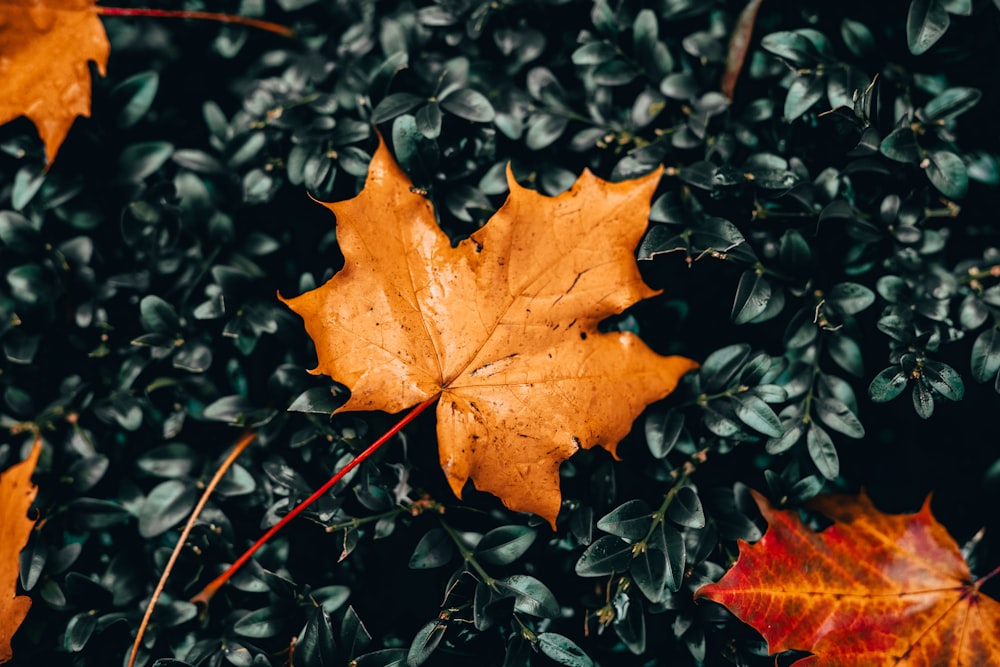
[0,0,109,163]
[0,439,41,663]
[282,140,697,527]
[695,490,1000,665]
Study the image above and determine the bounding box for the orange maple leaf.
[281,140,697,528]
[0,0,110,164]
[0,438,41,664]
[695,489,1000,665]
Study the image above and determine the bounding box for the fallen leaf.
[0,438,42,664]
[282,139,697,527]
[0,0,110,163]
[695,489,1000,665]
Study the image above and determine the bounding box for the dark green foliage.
[2,0,1000,666]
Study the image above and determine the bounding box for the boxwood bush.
[2,0,999,665]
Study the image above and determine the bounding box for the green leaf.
[353,649,407,667]
[406,620,445,667]
[921,360,964,400]
[702,406,743,438]
[136,444,197,478]
[730,393,783,437]
[372,93,424,124]
[806,424,839,480]
[959,294,989,330]
[137,480,197,538]
[779,229,812,272]
[925,150,968,199]
[474,525,537,566]
[139,295,179,334]
[827,333,864,377]
[593,60,638,86]
[440,89,495,122]
[114,71,160,128]
[118,141,174,182]
[732,270,772,325]
[912,381,935,418]
[415,102,442,139]
[612,592,646,654]
[313,585,351,614]
[760,29,831,65]
[340,606,373,658]
[942,0,971,15]
[288,387,340,414]
[597,500,653,540]
[922,87,982,122]
[571,41,617,65]
[766,422,804,454]
[784,74,826,121]
[234,606,288,639]
[840,19,875,58]
[880,127,921,163]
[907,0,950,55]
[496,575,559,617]
[633,9,672,76]
[537,633,593,667]
[644,409,686,459]
[972,328,1000,382]
[12,165,45,211]
[65,612,97,652]
[408,528,454,569]
[826,282,875,315]
[296,608,336,667]
[525,113,568,150]
[574,536,634,576]
[815,397,865,438]
[701,344,751,392]
[632,523,684,601]
[667,486,705,528]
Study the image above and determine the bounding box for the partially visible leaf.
[537,632,592,667]
[696,490,1000,664]
[907,0,951,54]
[0,439,41,662]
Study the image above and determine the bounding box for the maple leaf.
[695,489,1000,665]
[0,0,110,164]
[0,438,41,664]
[281,140,697,527]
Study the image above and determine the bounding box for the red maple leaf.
[695,489,1000,665]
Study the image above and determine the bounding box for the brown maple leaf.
[0,437,41,664]
[695,489,1000,665]
[0,0,110,164]
[281,140,697,528]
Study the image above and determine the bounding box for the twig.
[127,429,257,667]
[190,396,438,606]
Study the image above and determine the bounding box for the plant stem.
[128,429,257,667]
[95,6,295,37]
[439,518,496,588]
[190,395,438,606]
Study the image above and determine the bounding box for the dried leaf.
[0,438,41,663]
[695,489,1000,665]
[0,0,110,163]
[282,140,697,527]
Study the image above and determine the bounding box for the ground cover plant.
[1,0,1000,665]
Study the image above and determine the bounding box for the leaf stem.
[439,518,496,588]
[190,396,437,606]
[638,464,692,548]
[977,562,1000,588]
[95,6,295,37]
[128,429,257,667]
